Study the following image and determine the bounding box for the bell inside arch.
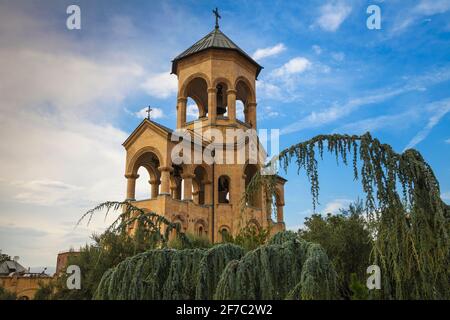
[216,84,227,115]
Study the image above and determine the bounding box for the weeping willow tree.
[95,244,244,300]
[244,132,450,300]
[214,237,337,300]
[78,200,188,248]
[95,233,336,300]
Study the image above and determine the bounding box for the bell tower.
[171,9,263,132]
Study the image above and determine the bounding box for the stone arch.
[247,218,261,230]
[180,73,211,119]
[127,146,164,176]
[195,218,208,237]
[234,76,255,104]
[218,225,231,241]
[218,175,231,204]
[193,165,208,205]
[127,147,162,200]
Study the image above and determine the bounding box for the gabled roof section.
[171,28,263,78]
[123,119,172,149]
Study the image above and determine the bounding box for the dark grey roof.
[171,28,263,78]
[0,260,27,275]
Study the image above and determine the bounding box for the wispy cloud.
[281,86,419,135]
[323,198,352,214]
[335,110,419,135]
[442,191,450,201]
[312,45,322,55]
[391,0,450,35]
[404,98,450,149]
[316,2,352,32]
[272,57,311,77]
[280,68,450,135]
[134,106,165,119]
[252,43,286,60]
[141,72,178,99]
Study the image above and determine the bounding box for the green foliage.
[0,286,16,300]
[299,200,372,299]
[95,244,245,300]
[349,273,369,300]
[221,224,270,252]
[168,233,212,250]
[215,235,337,300]
[95,233,337,300]
[245,132,450,299]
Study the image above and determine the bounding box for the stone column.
[177,97,187,129]
[227,89,237,122]
[204,180,212,205]
[158,166,173,195]
[247,102,257,129]
[276,203,285,223]
[149,179,160,199]
[192,190,200,204]
[208,87,217,124]
[125,173,139,201]
[182,173,194,201]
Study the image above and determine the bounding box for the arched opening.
[193,166,207,205]
[219,226,231,242]
[236,100,245,121]
[131,151,161,200]
[215,82,229,117]
[184,77,209,120]
[218,175,230,204]
[244,164,262,208]
[236,79,254,125]
[186,97,200,121]
[135,167,151,200]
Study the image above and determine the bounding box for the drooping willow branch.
[243,132,449,299]
[77,201,187,247]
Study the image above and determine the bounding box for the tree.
[245,132,450,299]
[299,200,372,299]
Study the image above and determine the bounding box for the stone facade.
[123,26,286,242]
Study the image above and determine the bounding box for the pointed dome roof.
[171,28,263,78]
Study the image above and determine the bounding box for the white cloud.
[281,68,450,135]
[252,43,286,60]
[187,104,200,120]
[272,57,311,77]
[442,191,450,201]
[391,0,450,35]
[323,198,353,214]
[331,52,345,62]
[135,106,165,119]
[312,45,322,55]
[141,72,178,99]
[445,138,450,144]
[415,0,450,15]
[316,2,352,32]
[405,98,450,150]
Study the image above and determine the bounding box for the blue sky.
[0,0,449,268]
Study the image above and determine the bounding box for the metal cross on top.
[213,7,221,29]
[146,106,152,120]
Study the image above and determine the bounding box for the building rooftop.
[171,27,263,78]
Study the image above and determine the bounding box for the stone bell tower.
[122,9,286,242]
[171,13,262,132]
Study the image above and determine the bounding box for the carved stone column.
[149,179,160,199]
[158,166,173,195]
[208,87,217,124]
[125,173,139,201]
[182,173,195,201]
[177,97,187,129]
[247,102,257,129]
[227,89,237,122]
